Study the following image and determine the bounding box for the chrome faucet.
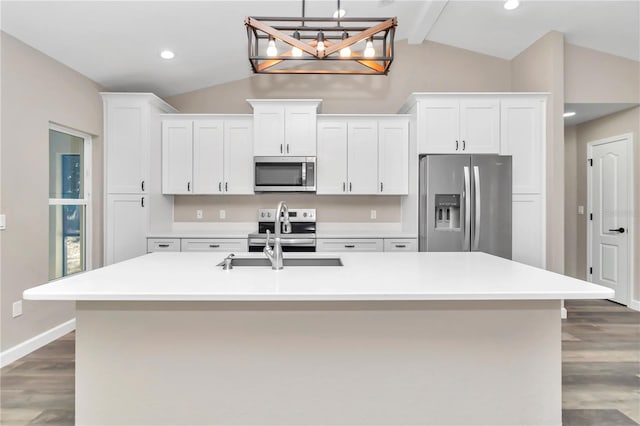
[264,201,290,270]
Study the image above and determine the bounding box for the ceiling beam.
[408,0,449,45]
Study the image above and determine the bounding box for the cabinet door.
[106,194,147,265]
[378,119,409,195]
[418,99,459,153]
[162,120,193,194]
[500,99,543,193]
[105,101,149,193]
[512,194,544,268]
[317,120,348,194]
[317,238,383,252]
[224,119,254,194]
[459,98,500,153]
[253,104,285,156]
[347,121,379,194]
[285,105,317,156]
[193,120,224,194]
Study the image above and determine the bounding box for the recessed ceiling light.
[563,111,576,118]
[160,50,175,60]
[504,0,519,10]
[333,9,346,18]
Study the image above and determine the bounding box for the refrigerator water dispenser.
[435,194,460,230]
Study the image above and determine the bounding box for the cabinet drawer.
[383,238,417,252]
[317,238,383,252]
[147,238,181,253]
[180,238,248,252]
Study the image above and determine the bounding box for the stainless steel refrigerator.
[419,154,512,259]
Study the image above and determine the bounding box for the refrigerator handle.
[473,166,481,250]
[463,166,471,250]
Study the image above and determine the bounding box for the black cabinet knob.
[608,227,625,233]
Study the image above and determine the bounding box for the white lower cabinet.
[106,195,148,264]
[181,238,248,252]
[317,238,383,252]
[147,238,181,253]
[383,238,418,252]
[512,194,544,268]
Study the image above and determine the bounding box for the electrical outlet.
[12,300,22,318]
[370,210,377,220]
[219,210,226,220]
[577,205,584,215]
[196,210,203,219]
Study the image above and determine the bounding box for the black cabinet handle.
[463,140,466,150]
[343,182,346,192]
[141,197,145,207]
[219,182,222,192]
[395,244,406,248]
[608,227,625,233]
[349,182,352,192]
[141,180,145,191]
[225,182,228,192]
[286,144,290,154]
[344,244,355,248]
[455,140,459,150]
[280,144,283,154]
[187,182,191,192]
[380,182,383,192]
[209,244,220,248]
[158,244,169,248]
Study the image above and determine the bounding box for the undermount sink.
[217,257,343,268]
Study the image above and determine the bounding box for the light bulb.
[267,39,278,57]
[504,0,519,10]
[292,46,303,57]
[339,31,351,57]
[364,39,375,58]
[160,50,175,60]
[316,40,325,52]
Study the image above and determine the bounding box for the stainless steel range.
[248,208,316,252]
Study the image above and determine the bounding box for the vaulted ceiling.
[1,1,638,97]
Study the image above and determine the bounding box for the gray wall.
[0,32,104,351]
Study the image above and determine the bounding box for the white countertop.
[24,252,613,302]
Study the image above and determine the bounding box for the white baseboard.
[0,318,76,368]
[561,307,567,319]
[629,299,640,312]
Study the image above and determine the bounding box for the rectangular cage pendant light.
[245,11,397,75]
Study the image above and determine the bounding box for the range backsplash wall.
[174,194,401,223]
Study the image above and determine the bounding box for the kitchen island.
[24,252,613,426]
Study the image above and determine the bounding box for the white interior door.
[589,136,631,305]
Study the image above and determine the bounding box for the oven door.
[248,236,316,252]
[254,157,315,192]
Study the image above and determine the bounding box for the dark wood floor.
[1,300,639,425]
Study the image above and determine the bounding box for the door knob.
[608,227,625,233]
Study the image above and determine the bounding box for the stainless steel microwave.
[254,156,316,192]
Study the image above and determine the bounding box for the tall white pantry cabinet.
[401,93,547,269]
[101,93,176,265]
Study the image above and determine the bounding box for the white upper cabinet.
[162,120,194,194]
[317,120,348,194]
[317,116,409,195]
[104,98,150,194]
[416,97,499,154]
[249,100,321,157]
[193,120,224,194]
[223,118,254,194]
[378,118,409,195]
[347,120,379,194]
[459,98,500,153]
[162,116,253,195]
[500,98,544,194]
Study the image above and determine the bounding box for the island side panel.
[76,300,561,426]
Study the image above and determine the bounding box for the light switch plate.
[578,206,584,215]
[219,210,226,220]
[12,300,22,318]
[0,214,5,230]
[370,210,377,220]
[196,210,203,219]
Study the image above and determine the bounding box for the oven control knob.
[261,212,265,218]
[303,212,307,218]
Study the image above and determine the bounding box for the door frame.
[586,133,634,307]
